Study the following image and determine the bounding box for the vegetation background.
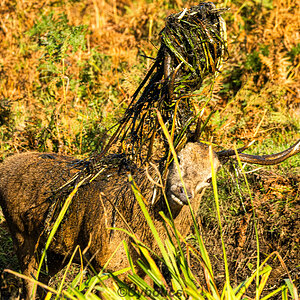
[0,0,299,298]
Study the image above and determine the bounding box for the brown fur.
[0,143,220,299]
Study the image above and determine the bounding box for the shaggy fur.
[0,142,220,299]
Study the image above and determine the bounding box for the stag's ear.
[217,139,300,165]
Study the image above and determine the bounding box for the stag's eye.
[206,178,212,184]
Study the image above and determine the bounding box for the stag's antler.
[217,139,300,165]
[216,140,256,157]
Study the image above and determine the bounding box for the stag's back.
[0,151,144,273]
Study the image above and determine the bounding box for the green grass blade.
[129,174,173,271]
[85,240,125,295]
[260,285,288,300]
[123,240,136,274]
[284,278,298,300]
[257,265,272,298]
[233,146,260,300]
[209,144,229,300]
[55,245,81,299]
[33,178,87,298]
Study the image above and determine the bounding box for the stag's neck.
[118,168,204,246]
[148,193,202,240]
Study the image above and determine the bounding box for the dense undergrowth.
[0,0,299,299]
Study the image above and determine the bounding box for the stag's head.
[166,142,220,207]
[166,139,300,209]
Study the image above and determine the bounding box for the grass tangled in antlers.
[103,2,228,164]
[45,2,228,227]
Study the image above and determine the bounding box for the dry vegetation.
[0,0,299,298]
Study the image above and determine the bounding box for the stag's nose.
[170,184,194,206]
[178,186,193,204]
[179,186,193,198]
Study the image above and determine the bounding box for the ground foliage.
[0,0,299,298]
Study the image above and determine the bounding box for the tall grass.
[1,0,299,298]
[5,119,298,299]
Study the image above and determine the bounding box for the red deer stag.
[0,140,299,298]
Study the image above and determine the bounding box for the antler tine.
[218,139,300,165]
[217,140,256,157]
